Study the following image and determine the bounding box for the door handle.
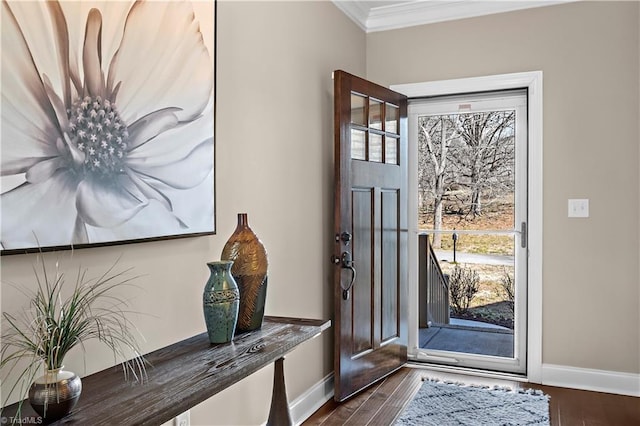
[332,251,357,300]
[340,251,356,300]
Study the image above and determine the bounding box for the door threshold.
[405,360,530,383]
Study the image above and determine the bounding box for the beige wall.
[367,1,640,374]
[0,1,365,424]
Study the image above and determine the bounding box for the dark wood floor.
[303,366,640,426]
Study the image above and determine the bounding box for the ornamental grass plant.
[0,253,148,418]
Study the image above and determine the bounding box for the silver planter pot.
[29,367,82,422]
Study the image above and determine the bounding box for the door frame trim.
[391,71,543,383]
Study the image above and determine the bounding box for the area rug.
[395,379,550,426]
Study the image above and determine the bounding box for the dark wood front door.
[333,70,408,402]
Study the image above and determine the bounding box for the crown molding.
[333,1,578,33]
[333,0,371,32]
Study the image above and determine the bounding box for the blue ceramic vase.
[203,261,240,344]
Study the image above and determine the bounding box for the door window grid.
[350,93,400,165]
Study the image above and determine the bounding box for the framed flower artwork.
[1,0,216,254]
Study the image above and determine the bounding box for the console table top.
[2,316,331,426]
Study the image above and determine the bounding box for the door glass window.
[385,136,398,164]
[369,133,383,162]
[369,99,383,130]
[351,94,401,164]
[351,129,366,161]
[386,104,398,134]
[351,94,366,126]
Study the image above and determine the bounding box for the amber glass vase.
[221,213,268,332]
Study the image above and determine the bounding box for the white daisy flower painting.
[1,0,216,252]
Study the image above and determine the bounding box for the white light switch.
[568,199,589,218]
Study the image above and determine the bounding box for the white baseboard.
[290,373,335,425]
[542,363,640,397]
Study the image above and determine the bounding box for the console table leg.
[266,357,292,426]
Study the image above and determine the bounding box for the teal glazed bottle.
[203,261,240,344]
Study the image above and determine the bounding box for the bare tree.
[417,115,460,248]
[452,111,515,217]
[418,110,515,242]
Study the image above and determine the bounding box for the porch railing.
[418,233,450,327]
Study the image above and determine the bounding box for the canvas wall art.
[1,0,216,253]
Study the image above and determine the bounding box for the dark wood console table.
[2,316,331,426]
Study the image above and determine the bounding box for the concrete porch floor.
[419,319,514,358]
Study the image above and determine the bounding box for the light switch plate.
[568,199,589,218]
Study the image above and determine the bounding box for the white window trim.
[391,71,543,383]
